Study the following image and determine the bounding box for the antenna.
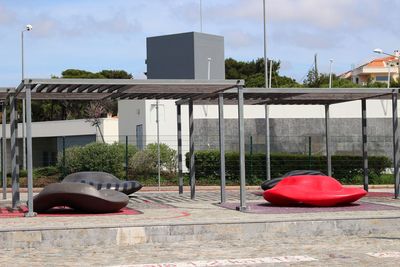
[200,0,203,32]
[314,53,319,80]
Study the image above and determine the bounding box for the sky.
[0,0,398,86]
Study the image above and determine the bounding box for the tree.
[225,58,298,88]
[31,69,132,121]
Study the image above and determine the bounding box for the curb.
[1,216,399,249]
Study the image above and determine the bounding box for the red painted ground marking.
[0,205,141,218]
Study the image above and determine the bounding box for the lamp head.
[26,24,33,31]
[373,48,383,54]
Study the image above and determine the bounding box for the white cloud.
[195,0,393,31]
[30,11,142,39]
[0,4,16,25]
[223,29,261,49]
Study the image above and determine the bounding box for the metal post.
[361,99,369,191]
[199,0,203,32]
[392,90,399,198]
[238,86,246,211]
[125,135,129,180]
[189,100,195,199]
[250,136,253,178]
[24,84,35,217]
[263,0,268,90]
[156,100,161,191]
[62,136,66,177]
[308,136,312,169]
[22,100,26,170]
[265,105,271,180]
[218,93,226,203]
[329,59,333,89]
[176,104,183,194]
[0,137,2,198]
[10,94,19,208]
[325,105,332,176]
[2,103,6,200]
[269,60,272,88]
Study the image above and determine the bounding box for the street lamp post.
[263,0,271,181]
[21,24,32,171]
[373,48,400,85]
[374,48,400,198]
[329,59,334,89]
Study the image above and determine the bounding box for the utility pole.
[314,53,319,82]
[200,0,203,32]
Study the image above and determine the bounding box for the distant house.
[340,50,400,85]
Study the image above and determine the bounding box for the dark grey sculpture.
[62,171,142,195]
[261,170,327,190]
[33,183,129,213]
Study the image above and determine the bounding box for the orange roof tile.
[366,56,396,68]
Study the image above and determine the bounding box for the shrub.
[147,143,177,174]
[129,150,157,177]
[129,143,177,178]
[185,150,392,184]
[33,166,59,177]
[58,142,138,178]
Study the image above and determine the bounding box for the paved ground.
[1,186,400,266]
[1,233,400,266]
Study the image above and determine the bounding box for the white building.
[0,117,118,170]
[118,98,396,160]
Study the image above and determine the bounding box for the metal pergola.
[1,79,399,215]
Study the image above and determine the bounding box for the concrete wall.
[146,32,195,79]
[146,32,225,79]
[193,118,393,158]
[193,32,225,79]
[117,99,397,169]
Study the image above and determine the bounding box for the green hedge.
[185,150,392,184]
[58,142,138,179]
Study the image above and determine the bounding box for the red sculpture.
[263,175,367,206]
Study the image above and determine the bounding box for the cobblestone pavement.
[1,233,400,266]
[129,191,261,204]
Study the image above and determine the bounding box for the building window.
[376,76,389,82]
[136,124,144,150]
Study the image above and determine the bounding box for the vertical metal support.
[62,136,66,177]
[218,93,226,203]
[10,94,20,208]
[189,99,195,199]
[125,135,128,180]
[2,103,6,200]
[22,100,26,170]
[177,104,183,194]
[265,105,271,180]
[325,105,332,176]
[25,84,36,217]
[308,136,312,169]
[361,99,369,191]
[392,90,399,198]
[156,100,161,191]
[238,86,247,211]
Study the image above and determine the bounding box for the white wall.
[144,100,189,150]
[118,100,146,145]
[100,117,119,143]
[192,100,396,119]
[0,118,118,143]
[0,119,94,138]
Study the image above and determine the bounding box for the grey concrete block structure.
[146,32,225,79]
